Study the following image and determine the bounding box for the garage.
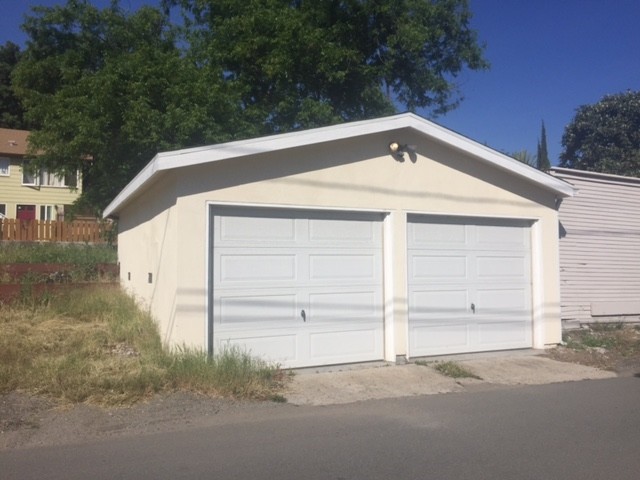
[105,112,574,366]
[209,207,384,368]
[408,216,533,357]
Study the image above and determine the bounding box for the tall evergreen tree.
[536,121,550,171]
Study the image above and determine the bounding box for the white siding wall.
[551,168,640,326]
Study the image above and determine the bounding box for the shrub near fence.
[0,219,113,243]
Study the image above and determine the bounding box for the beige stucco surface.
[116,130,563,359]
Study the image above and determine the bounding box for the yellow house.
[0,128,81,221]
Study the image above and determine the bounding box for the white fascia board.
[103,112,573,218]
[103,152,162,218]
[551,166,640,186]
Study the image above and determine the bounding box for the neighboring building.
[0,128,81,221]
[551,167,640,328]
[104,113,574,368]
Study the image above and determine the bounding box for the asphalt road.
[3,377,639,480]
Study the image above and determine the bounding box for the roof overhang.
[103,112,575,218]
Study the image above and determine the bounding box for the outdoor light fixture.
[389,142,417,158]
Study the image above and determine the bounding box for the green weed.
[431,361,482,379]
[590,322,624,332]
[579,334,618,350]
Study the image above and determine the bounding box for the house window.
[40,205,55,221]
[65,171,78,188]
[0,204,6,218]
[22,161,37,185]
[40,170,77,188]
[22,160,78,187]
[0,157,9,176]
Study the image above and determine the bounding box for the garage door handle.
[301,309,306,322]
[470,303,476,314]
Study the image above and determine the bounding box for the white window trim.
[39,204,56,221]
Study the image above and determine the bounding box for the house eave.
[103,113,574,218]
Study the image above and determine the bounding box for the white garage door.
[408,216,532,357]
[209,207,384,368]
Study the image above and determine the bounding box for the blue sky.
[2,0,639,164]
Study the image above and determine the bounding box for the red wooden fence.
[0,219,114,243]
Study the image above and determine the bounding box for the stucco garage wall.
[117,176,181,346]
[164,130,562,358]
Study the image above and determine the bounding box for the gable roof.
[0,128,30,156]
[103,112,575,218]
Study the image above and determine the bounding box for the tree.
[0,41,27,129]
[13,0,239,214]
[560,91,640,176]
[13,0,488,213]
[168,0,488,132]
[536,121,550,171]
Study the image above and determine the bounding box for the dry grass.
[0,287,286,405]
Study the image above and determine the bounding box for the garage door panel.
[309,218,378,244]
[309,291,379,320]
[476,288,529,312]
[309,254,377,281]
[220,254,297,282]
[475,224,528,248]
[216,333,299,364]
[478,321,530,346]
[411,255,467,280]
[476,255,527,279]
[219,293,298,324]
[410,221,467,246]
[309,328,380,361]
[411,289,469,317]
[220,215,296,242]
[411,323,470,355]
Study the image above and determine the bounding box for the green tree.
[13,0,239,214]
[536,121,550,171]
[168,0,488,132]
[14,0,488,213]
[560,91,640,176]
[0,41,27,129]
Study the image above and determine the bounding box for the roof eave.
[102,113,574,218]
